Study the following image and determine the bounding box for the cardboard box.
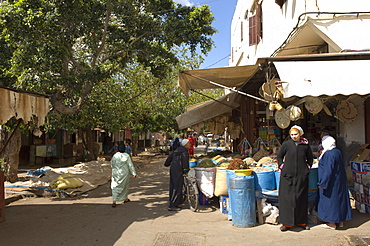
[219,195,229,214]
[354,182,364,193]
[351,171,369,184]
[350,161,370,173]
[366,203,370,214]
[351,144,370,161]
[353,190,366,203]
[355,200,366,213]
[364,184,370,195]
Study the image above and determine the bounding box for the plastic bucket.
[199,192,209,205]
[189,161,198,168]
[229,175,256,227]
[308,167,318,191]
[226,169,237,221]
[274,171,280,190]
[235,169,253,176]
[254,170,276,191]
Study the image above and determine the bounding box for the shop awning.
[274,59,370,98]
[178,65,260,95]
[274,16,370,57]
[176,92,241,129]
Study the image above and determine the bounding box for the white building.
[177,0,370,163]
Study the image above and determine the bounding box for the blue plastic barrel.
[254,170,276,191]
[229,175,256,227]
[226,169,237,221]
[308,168,318,191]
[274,171,280,190]
[189,161,198,168]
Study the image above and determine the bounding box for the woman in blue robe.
[317,136,352,229]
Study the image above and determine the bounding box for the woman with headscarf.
[111,144,137,207]
[277,125,313,231]
[172,137,181,151]
[164,139,191,211]
[317,136,352,229]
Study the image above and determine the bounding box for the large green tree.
[0,0,216,113]
[0,0,217,178]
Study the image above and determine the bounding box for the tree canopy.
[0,0,216,116]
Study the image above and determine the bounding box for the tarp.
[0,87,50,125]
[178,65,260,95]
[274,60,370,98]
[176,92,241,129]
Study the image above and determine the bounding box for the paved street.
[1,145,370,246]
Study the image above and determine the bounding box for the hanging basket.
[336,100,357,124]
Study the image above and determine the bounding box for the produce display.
[218,159,231,168]
[227,158,249,170]
[197,158,216,168]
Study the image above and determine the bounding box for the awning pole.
[190,89,244,114]
[183,72,268,103]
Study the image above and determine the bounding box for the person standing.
[124,140,132,156]
[277,125,313,231]
[187,134,196,156]
[109,142,119,155]
[172,137,181,152]
[317,136,352,230]
[204,138,210,154]
[164,139,191,211]
[111,144,137,207]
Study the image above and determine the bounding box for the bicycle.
[182,169,199,212]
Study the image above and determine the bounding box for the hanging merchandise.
[268,137,281,154]
[336,100,358,124]
[285,105,301,121]
[261,78,283,102]
[304,96,324,115]
[275,110,290,129]
[253,137,268,151]
[239,138,253,156]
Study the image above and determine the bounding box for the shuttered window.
[249,4,262,46]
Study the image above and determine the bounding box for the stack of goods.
[350,144,370,214]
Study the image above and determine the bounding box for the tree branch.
[93,0,112,66]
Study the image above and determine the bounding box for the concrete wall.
[230,0,370,66]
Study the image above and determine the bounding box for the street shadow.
[1,155,221,246]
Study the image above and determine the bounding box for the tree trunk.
[4,130,21,183]
[132,135,139,156]
[78,128,94,161]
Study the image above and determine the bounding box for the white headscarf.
[290,125,304,135]
[319,135,336,160]
[181,139,190,146]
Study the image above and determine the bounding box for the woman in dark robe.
[164,139,191,211]
[317,136,352,229]
[277,125,313,231]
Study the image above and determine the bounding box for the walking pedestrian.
[277,125,313,231]
[317,135,352,229]
[111,144,137,207]
[187,134,196,156]
[164,139,191,211]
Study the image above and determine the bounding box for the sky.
[173,0,238,69]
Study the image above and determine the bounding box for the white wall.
[338,96,366,145]
[230,0,370,66]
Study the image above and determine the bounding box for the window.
[241,21,243,42]
[249,4,262,46]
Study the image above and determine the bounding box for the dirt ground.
[1,147,370,246]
